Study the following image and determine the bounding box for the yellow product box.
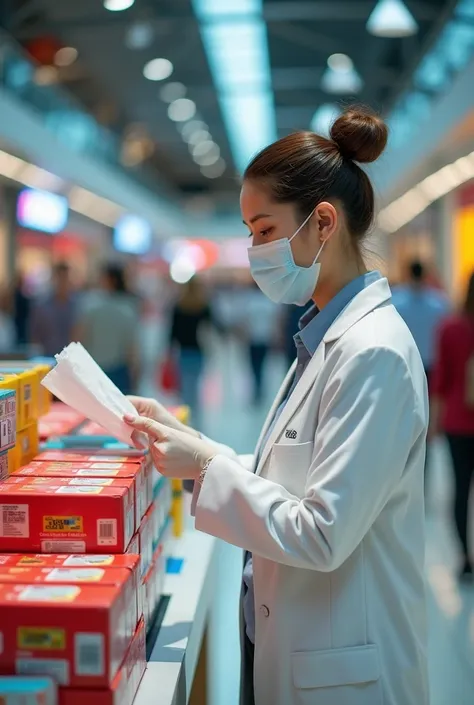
[170,478,183,538]
[8,423,39,473]
[0,368,40,429]
[0,362,52,418]
[171,405,190,426]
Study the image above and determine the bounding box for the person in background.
[169,277,216,420]
[0,287,15,352]
[12,273,31,346]
[241,282,279,405]
[431,272,474,580]
[30,262,77,357]
[392,260,450,484]
[74,264,139,395]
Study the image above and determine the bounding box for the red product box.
[0,565,137,644]
[0,581,131,688]
[60,618,146,705]
[0,553,142,634]
[11,465,143,533]
[0,478,135,554]
[29,453,152,521]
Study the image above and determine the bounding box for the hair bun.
[330,107,388,164]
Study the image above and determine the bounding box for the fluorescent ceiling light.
[321,54,363,94]
[367,0,418,38]
[201,159,226,179]
[186,129,211,145]
[54,47,78,67]
[125,22,154,49]
[159,82,187,103]
[192,0,277,174]
[143,58,173,81]
[168,98,196,122]
[104,0,134,11]
[310,104,341,137]
[192,141,219,158]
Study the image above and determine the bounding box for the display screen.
[113,214,152,255]
[17,188,68,234]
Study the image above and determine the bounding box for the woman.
[168,277,216,419]
[75,264,139,394]
[126,108,429,705]
[431,272,474,579]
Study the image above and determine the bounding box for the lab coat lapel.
[253,361,296,469]
[256,343,325,475]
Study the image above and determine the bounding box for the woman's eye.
[260,227,274,238]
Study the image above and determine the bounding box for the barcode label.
[75,633,104,676]
[0,504,29,538]
[97,519,117,546]
[0,418,14,450]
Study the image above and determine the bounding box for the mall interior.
[0,0,473,704]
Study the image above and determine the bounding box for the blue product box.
[0,676,57,704]
[0,388,16,452]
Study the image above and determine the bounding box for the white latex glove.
[127,396,199,448]
[124,414,216,480]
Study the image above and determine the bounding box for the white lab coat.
[195,277,429,705]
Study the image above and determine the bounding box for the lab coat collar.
[255,277,392,475]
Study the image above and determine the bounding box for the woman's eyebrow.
[242,213,272,226]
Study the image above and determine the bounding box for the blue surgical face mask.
[247,209,326,306]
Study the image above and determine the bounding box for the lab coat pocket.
[292,644,383,705]
[270,441,314,497]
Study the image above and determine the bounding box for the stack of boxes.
[0,374,185,705]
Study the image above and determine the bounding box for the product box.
[0,478,135,554]
[28,453,152,520]
[138,506,154,579]
[0,581,131,688]
[0,361,52,418]
[0,369,39,430]
[0,676,57,705]
[59,618,146,705]
[11,465,143,533]
[0,553,142,632]
[0,389,16,452]
[8,424,39,473]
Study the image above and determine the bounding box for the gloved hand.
[127,396,200,448]
[124,413,215,480]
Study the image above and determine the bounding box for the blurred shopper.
[75,264,139,395]
[392,260,450,380]
[30,263,77,356]
[169,277,216,419]
[242,282,279,405]
[12,273,31,346]
[127,108,429,705]
[0,287,15,352]
[431,273,474,579]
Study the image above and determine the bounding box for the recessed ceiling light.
[367,0,418,38]
[186,129,211,145]
[192,140,218,159]
[159,82,187,103]
[54,47,78,67]
[327,54,353,72]
[201,158,226,179]
[125,21,154,49]
[179,120,208,138]
[168,98,196,122]
[143,58,173,81]
[104,0,135,11]
[322,54,363,94]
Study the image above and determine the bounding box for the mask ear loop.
[312,239,326,265]
[288,208,326,265]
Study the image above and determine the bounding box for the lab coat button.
[260,605,270,618]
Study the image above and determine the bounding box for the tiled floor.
[146,329,474,704]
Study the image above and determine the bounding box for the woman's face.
[240,180,337,269]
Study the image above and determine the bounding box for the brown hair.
[243,106,388,247]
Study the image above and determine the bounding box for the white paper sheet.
[41,343,137,445]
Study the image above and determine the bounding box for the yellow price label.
[17,627,65,650]
[43,516,83,532]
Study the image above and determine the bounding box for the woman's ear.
[313,202,338,242]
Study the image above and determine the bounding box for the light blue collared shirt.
[242,270,382,644]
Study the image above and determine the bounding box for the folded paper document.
[41,343,137,445]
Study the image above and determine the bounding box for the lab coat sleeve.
[200,434,254,470]
[195,347,422,571]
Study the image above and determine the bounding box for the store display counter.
[135,512,217,705]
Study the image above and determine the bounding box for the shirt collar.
[296,271,382,356]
